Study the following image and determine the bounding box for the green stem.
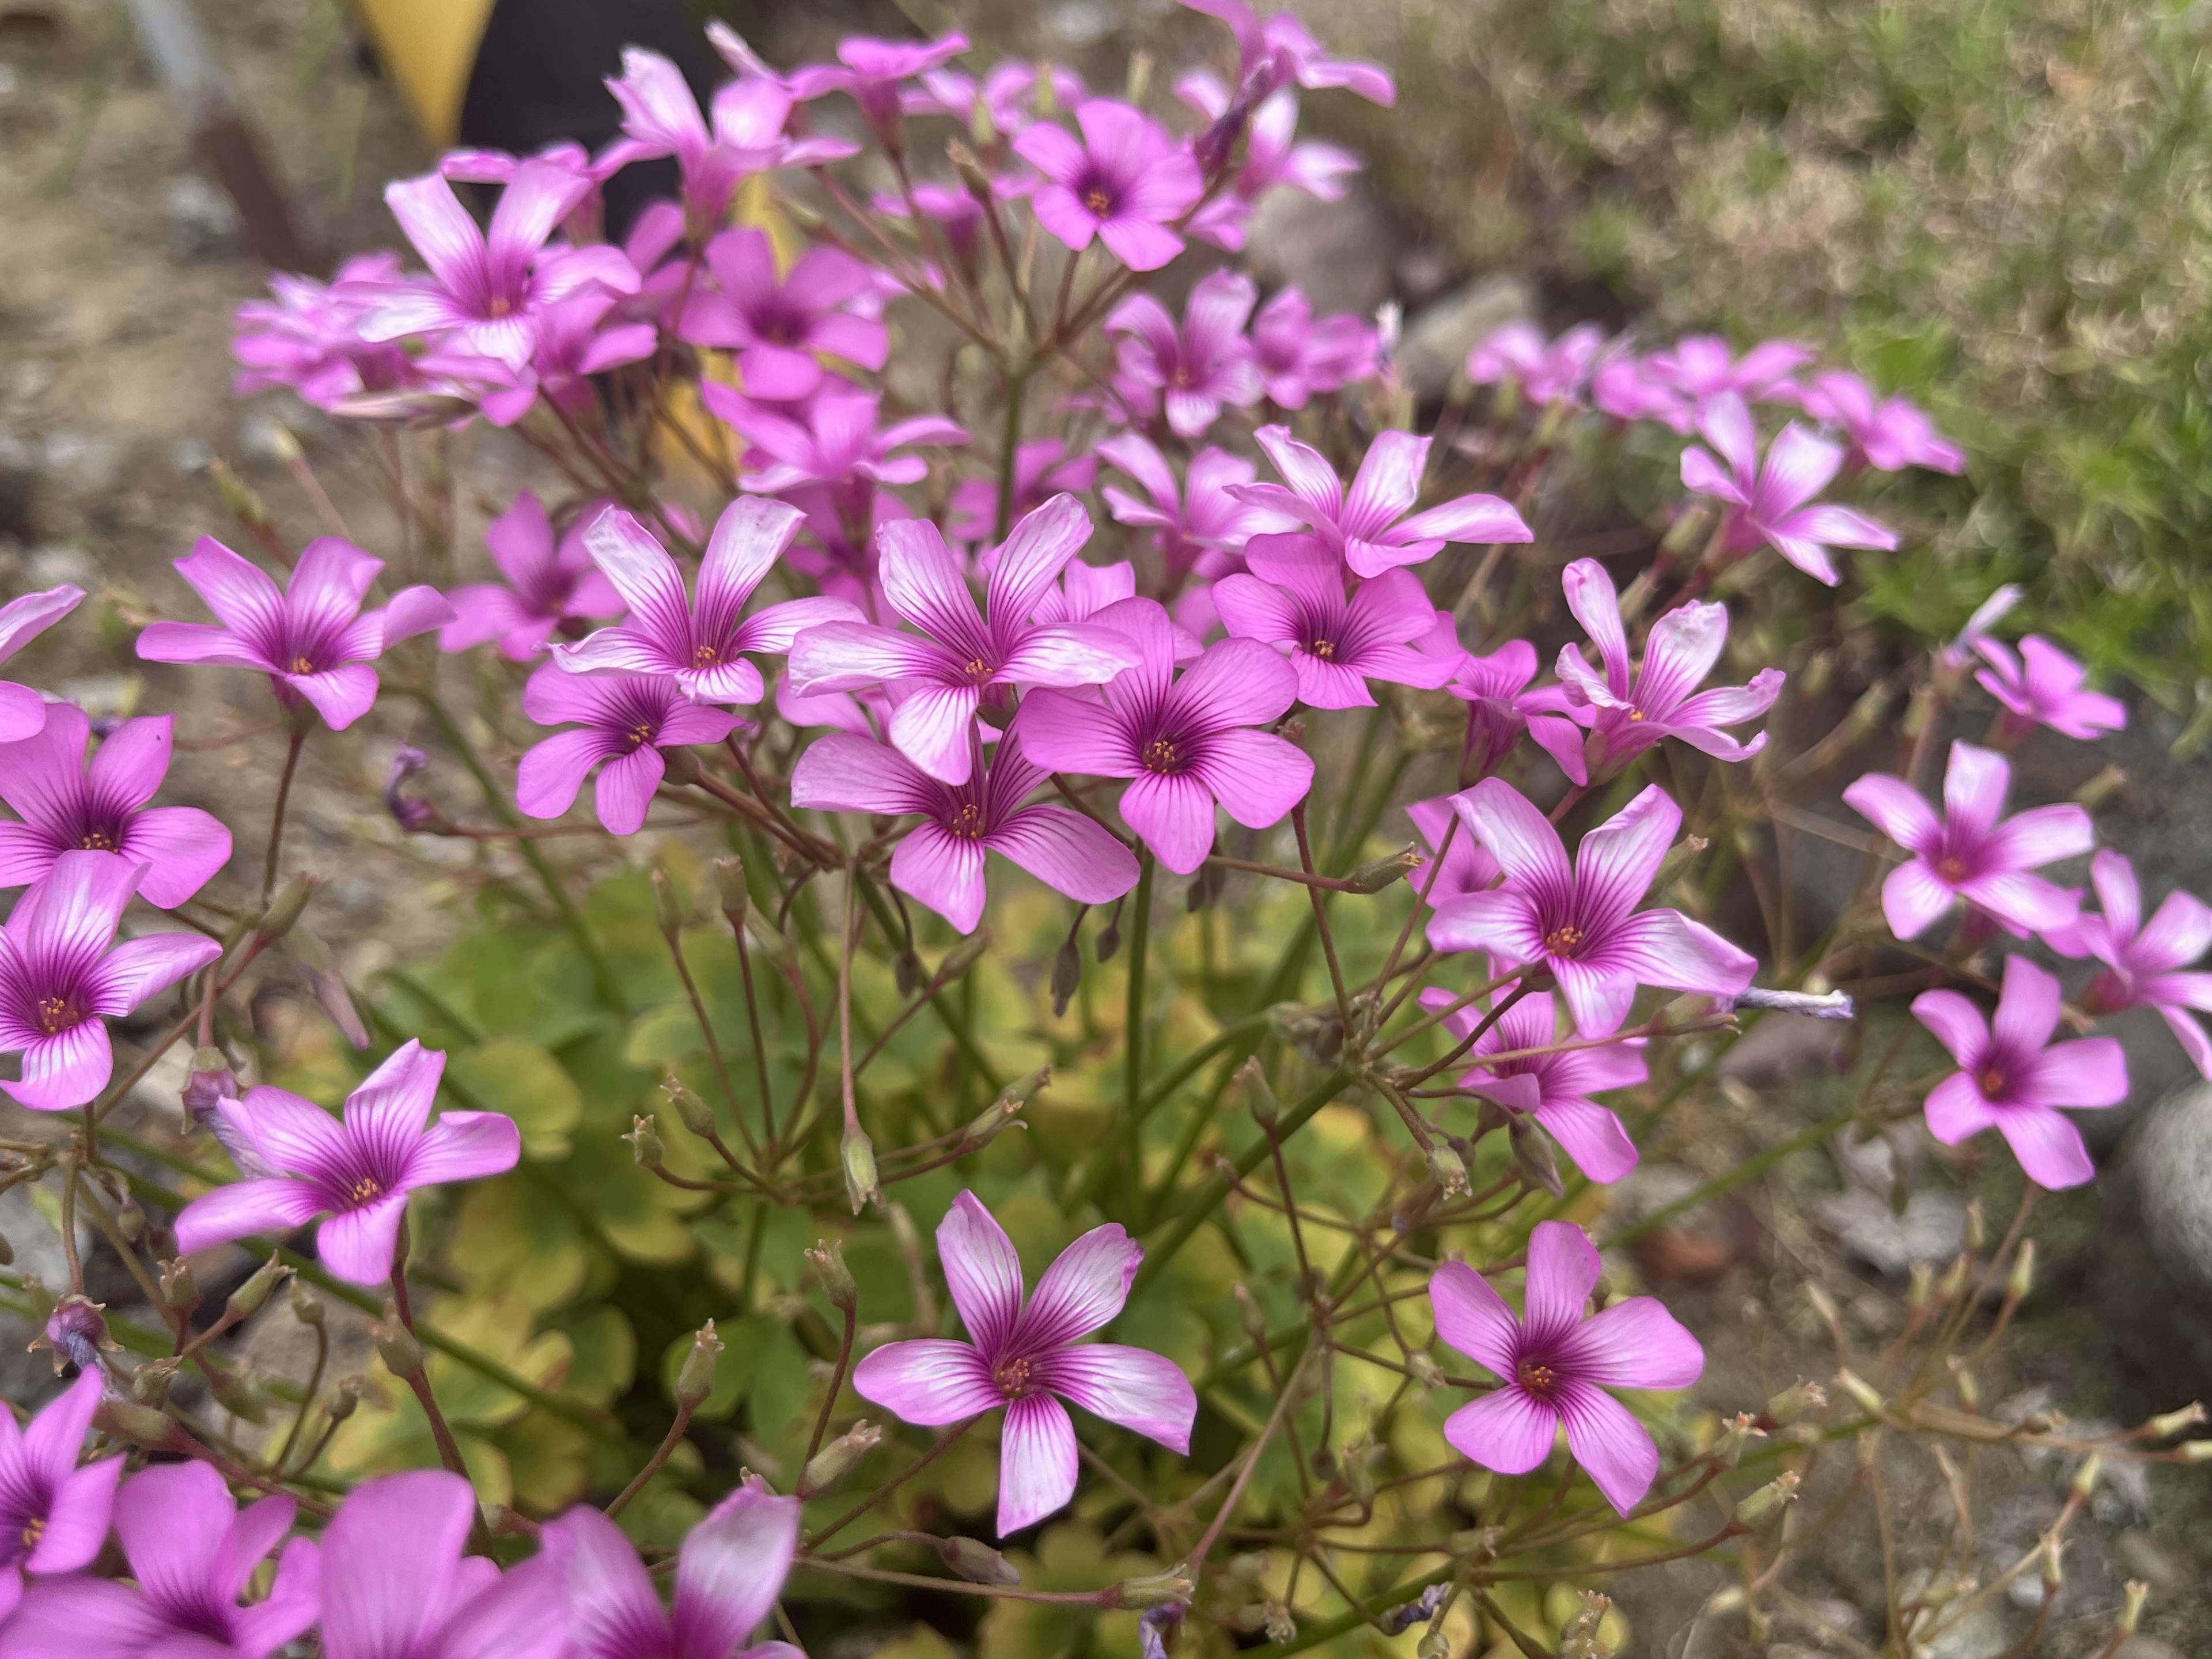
[994,364,1032,542]
[1120,853,1156,1214]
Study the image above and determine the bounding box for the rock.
[1395,272,1532,397]
[2099,1081,2212,1395]
[1813,1187,1968,1275]
[161,172,240,263]
[1243,184,1403,317]
[2115,1529,2188,1593]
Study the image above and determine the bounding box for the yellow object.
[350,0,496,146]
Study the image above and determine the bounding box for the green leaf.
[449,1039,585,1160]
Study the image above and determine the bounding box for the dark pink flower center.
[1543,924,1585,958]
[995,1356,1036,1397]
[1516,1357,1562,1403]
[950,802,986,839]
[1142,737,1180,774]
[34,994,82,1037]
[1978,1066,2006,1097]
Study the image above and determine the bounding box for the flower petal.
[673,1482,800,1659]
[989,805,1142,904]
[1522,1220,1601,1335]
[1017,1224,1141,1350]
[1556,1381,1662,1515]
[1562,1298,1702,1390]
[853,1339,1002,1426]
[1039,1344,1196,1452]
[1993,1105,2095,1190]
[1427,1261,1518,1376]
[996,1393,1079,1535]
[937,1191,1027,1357]
[1442,1387,1556,1475]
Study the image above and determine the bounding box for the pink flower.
[1549,557,1783,783]
[1097,435,1295,584]
[785,496,1141,785]
[1445,639,1541,784]
[0,1369,122,1621]
[1680,393,1897,586]
[1973,635,2126,743]
[1175,73,1361,207]
[1912,955,2127,1189]
[1249,287,1379,408]
[1644,335,1809,402]
[1429,1221,1702,1514]
[1843,741,2091,941]
[1589,354,1690,431]
[0,704,231,907]
[1106,269,1264,438]
[1027,559,1141,627]
[470,290,658,426]
[1016,599,1312,872]
[9,1460,318,1659]
[711,388,968,492]
[233,254,415,411]
[175,1040,520,1285]
[1405,795,1501,907]
[136,537,452,731]
[602,49,854,226]
[790,732,1138,933]
[1012,100,1204,272]
[550,499,855,704]
[1421,990,1646,1183]
[517,665,742,836]
[1214,531,1463,707]
[853,1191,1196,1536]
[1178,0,1396,104]
[361,162,638,369]
[948,440,1099,547]
[2051,850,2212,1077]
[789,33,971,143]
[438,491,624,660]
[1233,424,1529,578]
[316,1471,566,1659]
[546,1479,798,1659]
[680,228,889,402]
[0,584,84,742]
[1793,370,1964,474]
[907,62,1086,134]
[0,854,219,1111]
[1427,781,1756,1036]
[1467,321,1605,407]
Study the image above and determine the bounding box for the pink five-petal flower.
[1232,423,1529,578]
[787,32,970,141]
[1793,370,1965,474]
[1973,635,2127,743]
[1418,989,1646,1183]
[0,1368,123,1621]
[680,226,890,402]
[1842,741,2091,942]
[546,1478,799,1659]
[1404,794,1501,910]
[948,440,1100,548]
[0,704,230,907]
[233,253,416,412]
[1429,1221,1701,1514]
[1550,557,1784,784]
[469,290,659,427]
[1016,598,1313,872]
[1644,335,1810,402]
[1912,955,2127,1189]
[136,537,452,731]
[551,498,857,704]
[9,1459,319,1659]
[0,853,219,1111]
[1466,321,1606,408]
[1178,0,1396,103]
[438,490,625,661]
[0,584,84,741]
[1249,286,1380,408]
[362,162,638,369]
[1097,435,1296,586]
[1213,531,1463,709]
[317,1471,566,1659]
[517,665,740,837]
[712,387,969,493]
[1013,99,1203,272]
[791,731,1138,933]
[853,1191,1196,1536]
[1427,781,1756,1037]
[2051,850,2212,1077]
[785,495,1142,785]
[1679,393,1897,586]
[173,1040,520,1285]
[1104,269,1264,438]
[1445,639,1541,784]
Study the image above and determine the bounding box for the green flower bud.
[1425,1142,1471,1198]
[1907,1260,1935,1310]
[225,1253,293,1322]
[652,867,686,938]
[1964,1199,1988,1251]
[1834,1369,1885,1416]
[2041,1535,2064,1592]
[1050,934,1082,1017]
[940,1535,1021,1586]
[806,1241,857,1311]
[98,1395,183,1450]
[2006,1238,2036,1304]
[842,1124,881,1214]
[325,1377,363,1422]
[894,948,929,999]
[935,929,991,985]
[744,911,798,969]
[2119,1580,2149,1633]
[676,1320,723,1410]
[625,1114,665,1169]
[203,1361,270,1424]
[131,1357,180,1408]
[113,1190,145,1244]
[660,745,702,787]
[373,1300,425,1379]
[256,873,317,943]
[1765,1380,1825,1426]
[2069,1452,2103,1499]
[159,1258,199,1313]
[713,857,749,925]
[2148,1402,2206,1438]
[1240,1058,1277,1130]
[1733,1469,1800,1527]
[290,1282,324,1326]
[1112,1563,1193,1611]
[801,1420,882,1495]
[1508,1114,1563,1198]
[1341,1437,1379,1506]
[1350,844,1422,893]
[662,1077,717,1138]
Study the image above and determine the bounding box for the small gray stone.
[161,173,240,262]
[1395,273,1532,397]
[1813,1186,1968,1275]
[1243,185,1402,317]
[2099,1081,2212,1393]
[2115,1528,2187,1592]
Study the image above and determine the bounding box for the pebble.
[2099,1080,2212,1392]
[1395,273,1532,397]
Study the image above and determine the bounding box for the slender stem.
[807,1422,972,1549]
[1122,852,1156,1211]
[262,728,306,906]
[805,1301,859,1465]
[994,365,1032,542]
[1190,1341,1313,1572]
[1291,806,1355,1039]
[605,1402,698,1518]
[275,1319,329,1474]
[389,1219,480,1503]
[661,920,763,1161]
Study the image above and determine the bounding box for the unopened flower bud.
[802,1420,882,1495]
[807,1240,857,1310]
[893,947,929,999]
[226,1253,292,1321]
[2147,1402,2206,1438]
[325,1377,364,1423]
[940,1534,1020,1585]
[1342,1437,1379,1505]
[946,138,994,202]
[1908,1261,1936,1310]
[98,1395,181,1450]
[1952,1362,1980,1410]
[934,929,991,986]
[1114,1563,1194,1611]
[2041,1535,2064,1591]
[652,868,686,938]
[383,743,434,832]
[662,1077,717,1138]
[373,1301,424,1379]
[2118,1580,2148,1634]
[290,1281,324,1325]
[1240,1058,1278,1129]
[842,1123,881,1214]
[203,1362,270,1423]
[713,857,749,925]
[1937,1255,1971,1301]
[1835,1368,1885,1416]
[159,1258,199,1312]
[676,1319,723,1409]
[131,1357,179,1407]
[1508,1115,1563,1198]
[2006,1238,2036,1304]
[1051,933,1082,1017]
[256,873,316,943]
[1652,834,1710,896]
[1767,1380,1827,1426]
[659,745,702,787]
[1186,861,1225,912]
[962,1070,1047,1152]
[1350,846,1422,893]
[1734,1469,1800,1527]
[2069,1453,2103,1499]
[1426,1142,1471,1198]
[181,1047,239,1125]
[1095,906,1123,961]
[625,1115,664,1169]
[1965,1199,1988,1251]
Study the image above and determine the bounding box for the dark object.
[459,0,720,243]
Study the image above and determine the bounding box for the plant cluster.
[0,3,2204,1656]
